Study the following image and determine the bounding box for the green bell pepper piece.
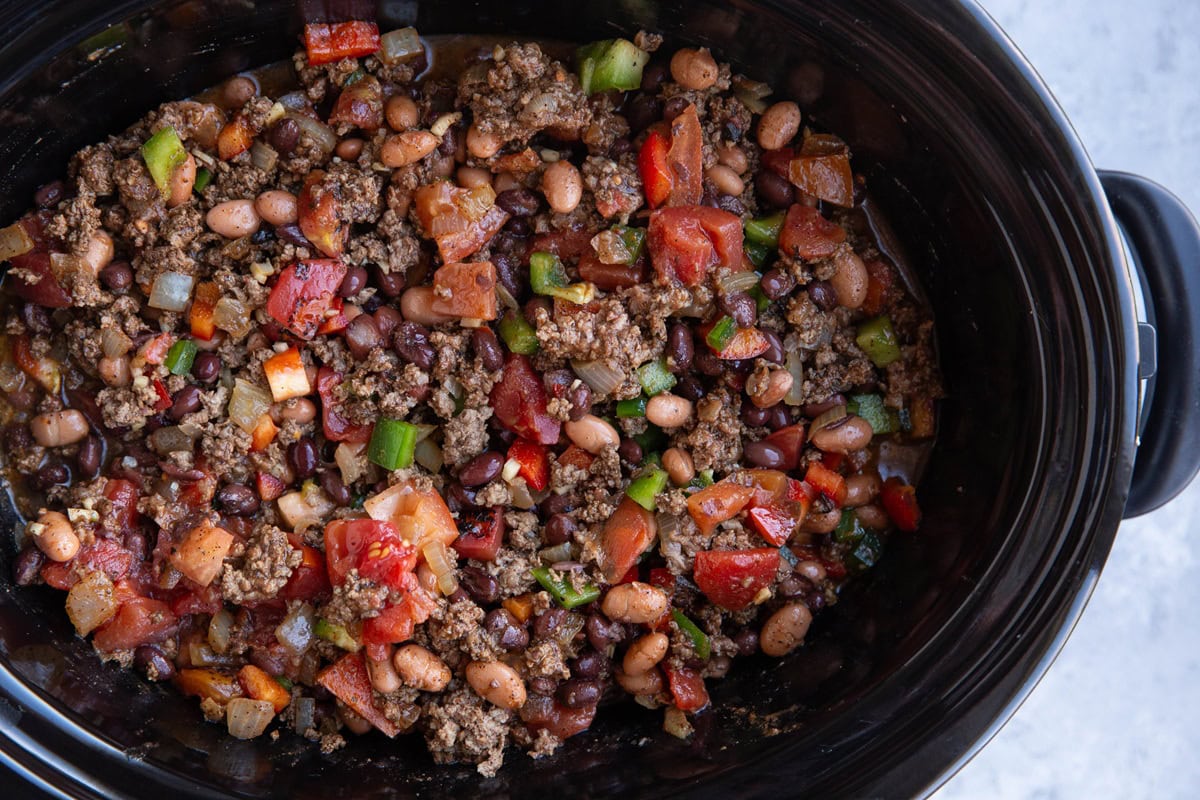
[833,510,866,544]
[532,566,601,609]
[671,609,711,660]
[705,315,737,352]
[164,339,197,376]
[626,465,669,511]
[368,418,419,470]
[847,393,900,435]
[846,530,883,572]
[577,38,649,95]
[193,167,212,193]
[613,225,646,264]
[632,424,667,454]
[744,212,785,248]
[616,396,648,418]
[530,251,595,304]
[314,618,360,652]
[749,282,770,312]
[141,126,188,197]
[744,241,772,268]
[637,358,676,396]
[499,311,540,355]
[856,315,901,367]
[274,675,295,692]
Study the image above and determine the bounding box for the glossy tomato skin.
[430,261,498,320]
[638,129,672,208]
[323,519,417,590]
[303,21,381,65]
[881,477,922,532]
[648,206,743,286]
[779,204,846,260]
[40,537,134,590]
[266,259,348,339]
[92,597,178,652]
[452,506,505,561]
[598,496,657,584]
[507,439,549,492]
[489,354,561,445]
[693,548,781,610]
[687,481,755,536]
[664,665,709,712]
[316,367,373,442]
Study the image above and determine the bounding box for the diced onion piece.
[554,610,585,646]
[664,706,694,739]
[538,542,573,565]
[716,270,761,295]
[421,540,458,596]
[809,404,848,436]
[227,697,275,740]
[495,282,519,311]
[414,438,443,473]
[457,184,496,222]
[287,113,336,155]
[148,271,195,312]
[208,608,234,654]
[784,350,804,406]
[212,296,253,338]
[149,425,195,454]
[292,696,316,734]
[0,365,24,393]
[189,641,236,667]
[335,441,369,486]
[591,229,632,265]
[100,327,133,358]
[278,92,308,111]
[250,141,278,172]
[276,603,316,656]
[65,571,117,635]
[229,378,273,433]
[732,76,771,114]
[509,477,536,509]
[0,221,35,261]
[655,512,684,544]
[379,27,423,65]
[277,485,335,529]
[571,359,624,396]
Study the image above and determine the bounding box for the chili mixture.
[0,24,942,774]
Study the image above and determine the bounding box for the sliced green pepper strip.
[616,396,647,418]
[749,283,770,313]
[626,465,669,511]
[698,468,714,487]
[274,675,295,692]
[637,358,676,396]
[193,167,212,193]
[141,126,188,197]
[744,241,772,268]
[744,212,785,248]
[577,38,648,94]
[368,418,419,470]
[314,618,360,652]
[614,225,646,264]
[499,310,539,355]
[632,424,667,454]
[856,314,901,367]
[531,566,601,609]
[164,339,198,376]
[846,530,883,572]
[833,510,865,544]
[705,315,737,352]
[847,393,900,435]
[530,251,596,304]
[671,609,711,660]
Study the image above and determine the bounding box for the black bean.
[267,118,300,154]
[675,376,705,402]
[667,323,694,373]
[720,292,756,328]
[250,227,274,246]
[344,314,384,361]
[471,327,504,371]
[586,613,626,650]
[438,124,460,157]
[743,439,786,468]
[760,269,795,300]
[274,223,310,248]
[778,575,810,599]
[756,170,795,209]
[695,348,725,377]
[216,483,260,516]
[169,385,202,421]
[35,462,69,489]
[524,297,551,326]
[448,588,471,605]
[458,450,504,487]
[768,404,791,430]
[732,629,759,656]
[289,438,318,479]
[529,677,558,696]
[192,352,221,383]
[571,650,608,679]
[808,281,838,311]
[540,492,575,517]
[493,252,526,302]
[320,470,352,506]
[617,438,642,465]
[373,306,403,339]
[806,591,827,612]
[741,403,770,428]
[20,303,50,334]
[393,321,435,370]
[76,435,102,478]
[372,265,406,298]
[495,188,540,217]
[34,180,66,208]
[134,645,176,681]
[761,329,784,364]
[99,261,133,292]
[534,608,567,640]
[626,94,662,133]
[566,381,592,422]
[803,394,847,419]
[459,566,500,605]
[663,95,690,123]
[608,138,633,158]
[717,194,746,216]
[484,609,529,651]
[13,546,44,586]
[640,62,668,92]
[503,216,531,237]
[339,264,368,298]
[543,513,576,546]
[445,481,478,512]
[558,678,601,709]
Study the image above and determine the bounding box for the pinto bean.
[669,48,719,90]
[335,137,364,161]
[564,414,619,454]
[254,190,298,227]
[844,473,882,508]
[29,510,79,562]
[749,369,793,409]
[661,447,695,486]
[757,101,802,151]
[801,508,842,534]
[855,503,891,530]
[760,602,813,656]
[206,199,260,239]
[601,582,670,624]
[399,286,456,326]
[381,131,439,168]
[716,143,749,174]
[98,355,131,387]
[622,632,669,676]
[541,160,583,214]
[457,166,492,189]
[386,95,419,131]
[465,661,527,709]
[366,648,402,694]
[615,665,664,696]
[466,124,501,159]
[30,410,89,447]
[830,249,869,309]
[393,644,451,692]
[706,164,745,196]
[645,394,693,428]
[167,154,196,208]
[810,415,873,453]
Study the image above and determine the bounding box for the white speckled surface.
[934,1,1200,797]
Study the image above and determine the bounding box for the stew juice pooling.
[0,23,941,774]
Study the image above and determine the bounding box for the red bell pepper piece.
[452,506,506,562]
[267,259,348,339]
[489,354,561,446]
[507,439,549,492]
[92,597,178,652]
[639,129,672,208]
[303,21,381,66]
[598,496,657,584]
[693,548,780,611]
[746,504,798,547]
[804,462,847,507]
[663,665,709,712]
[880,477,922,532]
[151,379,172,412]
[317,653,401,737]
[687,481,755,536]
[763,423,806,471]
[316,367,372,443]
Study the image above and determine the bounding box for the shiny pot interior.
[0,0,1138,797]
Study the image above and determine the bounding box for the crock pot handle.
[1100,171,1200,518]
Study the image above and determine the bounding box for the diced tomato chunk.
[105,478,141,530]
[489,354,561,446]
[804,462,847,507]
[430,261,498,321]
[217,114,255,161]
[507,439,549,492]
[696,319,771,360]
[880,477,922,532]
[664,665,709,712]
[452,506,505,562]
[315,367,372,443]
[266,259,347,339]
[665,105,704,206]
[280,544,331,601]
[598,496,657,584]
[648,206,743,286]
[556,444,595,472]
[329,74,383,132]
[40,537,135,591]
[304,21,381,66]
[789,149,854,207]
[779,204,846,260]
[362,479,460,549]
[92,597,178,652]
[8,251,71,308]
[413,181,509,263]
[693,548,780,611]
[317,653,401,737]
[687,481,755,536]
[323,518,417,590]
[189,281,221,340]
[297,171,348,258]
[763,424,806,471]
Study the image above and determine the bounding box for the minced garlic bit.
[67,507,100,524]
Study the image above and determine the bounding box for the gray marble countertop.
[935,1,1200,797]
